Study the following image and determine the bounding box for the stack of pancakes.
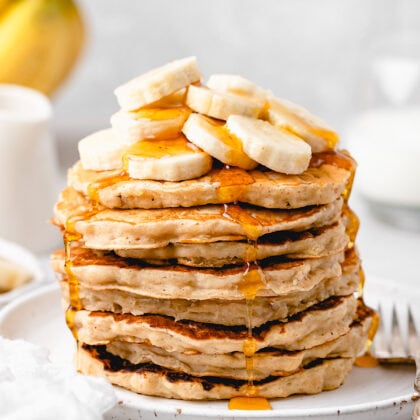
[51,57,375,403]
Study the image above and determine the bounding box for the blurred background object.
[0,0,84,96]
[0,84,61,253]
[345,15,420,230]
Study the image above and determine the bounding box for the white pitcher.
[0,84,61,253]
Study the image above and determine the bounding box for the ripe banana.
[0,0,15,16]
[182,113,257,170]
[111,106,191,145]
[186,84,265,120]
[115,56,201,111]
[226,115,312,174]
[78,129,125,171]
[0,0,84,96]
[124,135,213,181]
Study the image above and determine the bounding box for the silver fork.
[372,304,420,419]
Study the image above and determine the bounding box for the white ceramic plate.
[0,276,417,420]
[0,238,45,305]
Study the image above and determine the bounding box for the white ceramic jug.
[0,84,61,253]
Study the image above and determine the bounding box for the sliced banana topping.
[186,85,266,121]
[267,98,339,153]
[114,56,201,111]
[123,135,213,181]
[79,59,338,182]
[78,129,125,171]
[207,74,271,100]
[182,113,257,170]
[111,107,191,145]
[226,115,312,174]
[206,74,338,152]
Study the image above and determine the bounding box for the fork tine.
[373,303,389,357]
[408,305,419,357]
[407,305,420,394]
[390,304,406,357]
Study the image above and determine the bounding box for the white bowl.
[0,238,44,305]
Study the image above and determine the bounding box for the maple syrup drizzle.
[123,135,196,160]
[200,116,254,168]
[355,299,380,368]
[342,204,360,250]
[64,206,100,339]
[140,89,188,109]
[131,106,192,139]
[216,166,270,410]
[311,151,379,367]
[269,100,339,150]
[357,266,365,299]
[132,106,191,122]
[310,150,357,202]
[87,171,130,204]
[87,134,195,206]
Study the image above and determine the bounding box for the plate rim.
[0,278,416,418]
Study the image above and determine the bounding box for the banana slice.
[78,129,125,171]
[226,115,311,174]
[206,74,338,152]
[111,107,191,145]
[124,135,213,181]
[186,85,265,120]
[182,113,257,170]
[114,57,201,111]
[207,74,271,100]
[267,98,339,152]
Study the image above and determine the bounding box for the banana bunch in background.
[0,0,84,95]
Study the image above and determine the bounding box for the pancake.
[105,307,372,380]
[68,151,351,210]
[59,248,359,326]
[77,345,354,400]
[52,59,367,404]
[115,219,348,267]
[54,188,343,249]
[73,295,357,354]
[51,247,344,300]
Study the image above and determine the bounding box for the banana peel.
[0,0,84,96]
